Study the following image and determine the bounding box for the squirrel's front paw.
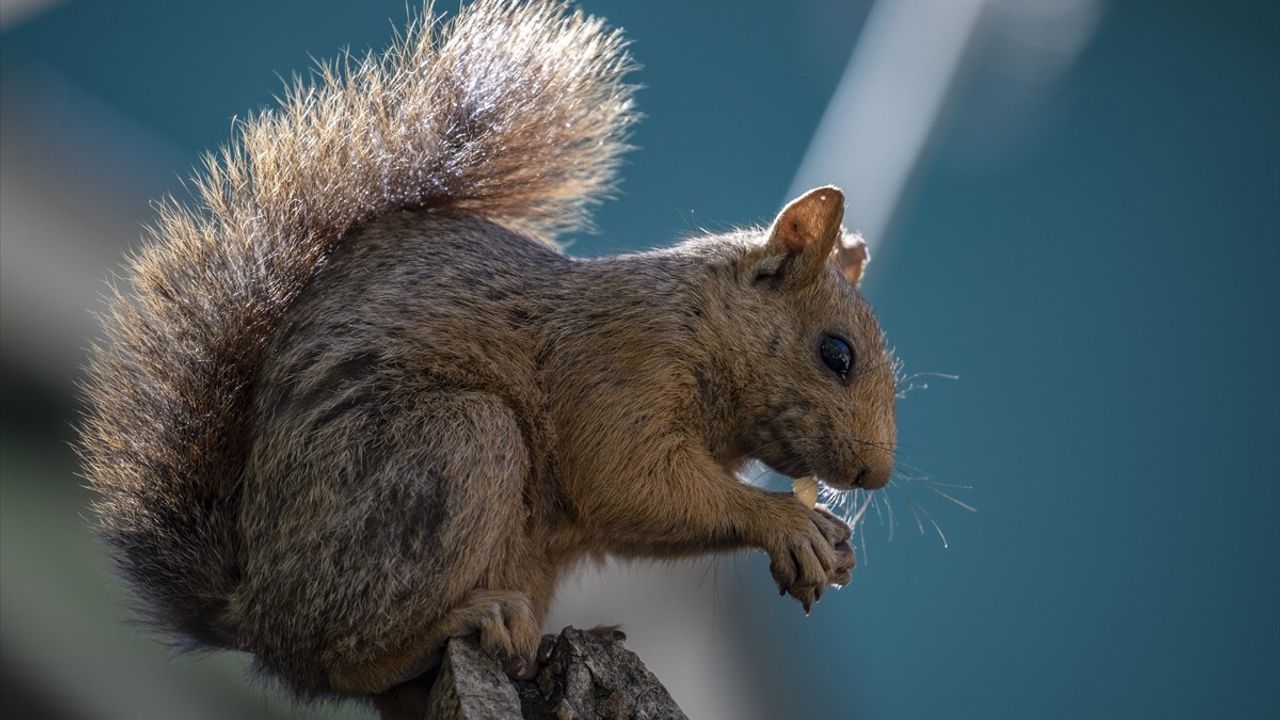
[765,504,855,613]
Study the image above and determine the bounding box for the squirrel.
[77,1,896,717]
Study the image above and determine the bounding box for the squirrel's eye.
[819,335,854,382]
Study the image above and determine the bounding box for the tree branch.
[425,627,688,720]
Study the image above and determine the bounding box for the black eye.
[819,335,854,382]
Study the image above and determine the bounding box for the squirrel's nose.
[853,461,892,490]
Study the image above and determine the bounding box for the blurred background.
[2,0,1277,717]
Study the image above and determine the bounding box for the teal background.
[2,1,1277,718]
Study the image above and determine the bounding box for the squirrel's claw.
[536,635,557,665]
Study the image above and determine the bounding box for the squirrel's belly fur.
[78,0,896,712]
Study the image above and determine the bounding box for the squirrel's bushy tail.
[78,0,635,648]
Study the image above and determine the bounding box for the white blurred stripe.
[0,0,62,29]
[789,0,991,245]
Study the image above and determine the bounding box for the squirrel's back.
[77,0,635,649]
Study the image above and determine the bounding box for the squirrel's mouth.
[767,452,882,491]
[755,450,867,492]
[810,475,858,495]
[797,469,867,493]
[755,453,814,482]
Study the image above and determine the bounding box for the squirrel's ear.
[832,232,870,287]
[751,186,845,290]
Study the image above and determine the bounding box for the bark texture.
[425,627,687,720]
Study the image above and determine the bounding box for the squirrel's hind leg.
[315,391,540,696]
[367,588,541,686]
[340,588,540,691]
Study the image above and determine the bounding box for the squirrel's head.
[704,187,896,491]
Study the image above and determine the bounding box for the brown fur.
[77,2,895,716]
